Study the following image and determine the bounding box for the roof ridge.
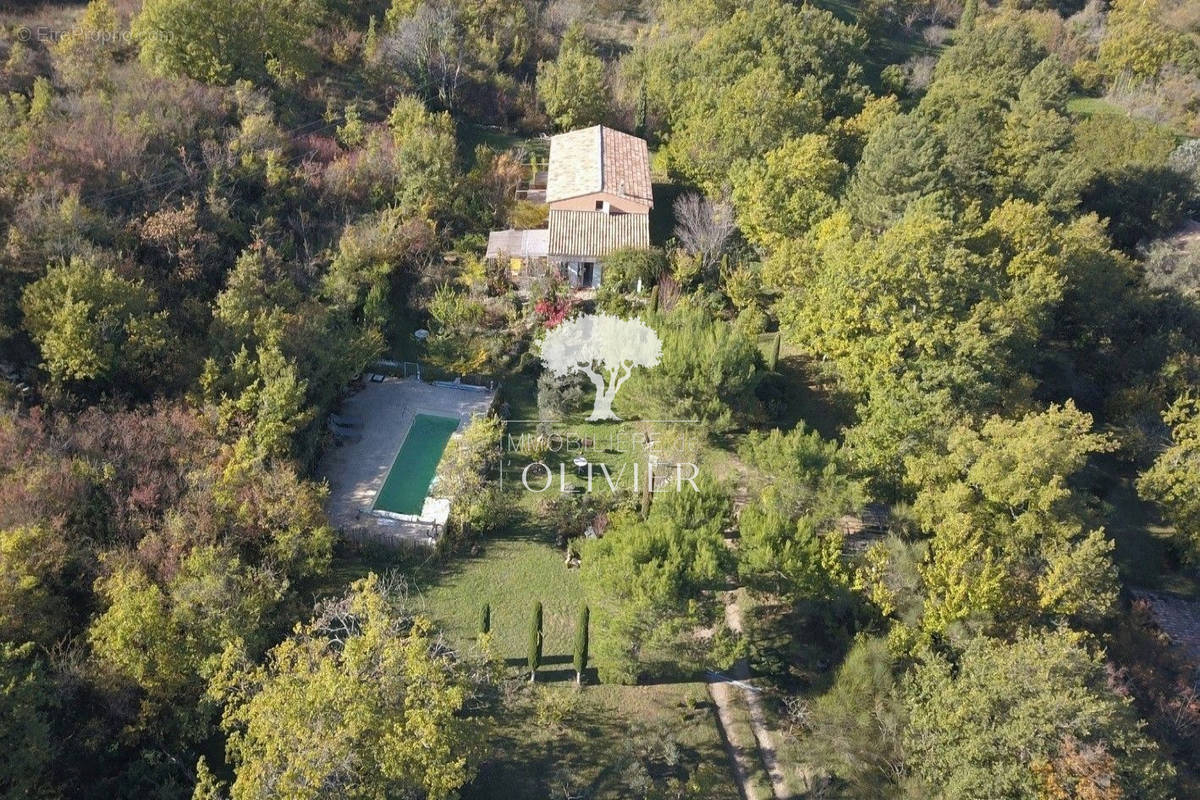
[546,125,652,205]
[596,126,605,194]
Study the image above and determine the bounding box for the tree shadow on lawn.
[320,512,559,610]
[532,667,579,683]
[504,654,573,669]
[403,505,562,591]
[495,504,560,545]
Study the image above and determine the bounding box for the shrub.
[533,295,576,329]
[510,201,549,229]
[1142,235,1200,297]
[623,303,761,432]
[436,416,507,539]
[536,370,591,420]
[21,256,169,393]
[601,248,667,293]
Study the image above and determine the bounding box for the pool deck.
[319,376,495,544]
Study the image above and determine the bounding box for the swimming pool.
[373,414,460,516]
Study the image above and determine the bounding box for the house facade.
[486,125,653,289]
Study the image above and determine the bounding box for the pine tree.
[479,603,490,636]
[536,24,609,130]
[844,113,946,230]
[527,601,543,681]
[573,606,589,685]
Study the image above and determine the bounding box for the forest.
[1,0,1199,798]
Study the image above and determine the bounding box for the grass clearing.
[324,525,583,666]
[458,124,548,168]
[466,682,741,800]
[1067,96,1131,119]
[424,532,585,664]
[324,523,744,798]
[321,537,741,798]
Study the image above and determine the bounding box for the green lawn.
[466,682,741,800]
[499,366,722,496]
[322,532,741,798]
[325,519,743,799]
[497,367,539,419]
[1067,96,1130,119]
[324,524,583,666]
[426,534,585,664]
[458,124,548,168]
[502,417,709,498]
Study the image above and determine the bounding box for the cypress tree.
[574,606,589,685]
[635,79,648,139]
[528,601,543,681]
[479,603,491,635]
[960,0,978,33]
[364,16,379,57]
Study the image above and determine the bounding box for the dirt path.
[722,589,793,800]
[705,470,796,800]
[707,675,771,800]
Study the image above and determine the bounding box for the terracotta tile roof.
[547,210,649,258]
[600,127,653,206]
[546,126,653,206]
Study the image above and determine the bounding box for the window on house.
[595,200,604,211]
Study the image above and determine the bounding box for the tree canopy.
[211,575,476,799]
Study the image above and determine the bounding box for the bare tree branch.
[673,192,734,274]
